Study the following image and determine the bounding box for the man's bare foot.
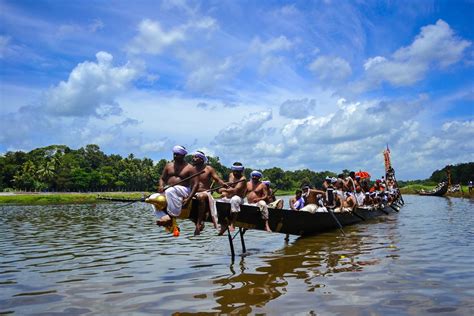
[156,214,172,226]
[265,224,272,232]
[229,224,235,233]
[218,225,228,236]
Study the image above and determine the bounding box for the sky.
[0,0,473,180]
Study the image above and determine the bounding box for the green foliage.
[1,144,472,193]
[430,162,474,184]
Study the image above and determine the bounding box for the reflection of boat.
[208,229,393,314]
[180,198,402,236]
[417,182,448,197]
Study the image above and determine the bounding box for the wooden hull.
[180,199,401,236]
[417,182,448,197]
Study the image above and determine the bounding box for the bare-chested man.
[262,180,284,209]
[246,170,271,232]
[155,145,200,226]
[218,162,247,234]
[191,150,227,235]
[300,184,326,213]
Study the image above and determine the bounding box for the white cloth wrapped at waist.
[196,191,218,223]
[165,185,190,217]
[219,195,244,213]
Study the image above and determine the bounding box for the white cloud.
[44,51,142,117]
[213,110,272,146]
[127,19,186,55]
[127,17,217,55]
[362,20,471,88]
[140,140,167,152]
[250,35,293,55]
[186,57,235,93]
[279,98,316,119]
[309,55,352,82]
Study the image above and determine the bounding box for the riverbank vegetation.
[1,144,472,205]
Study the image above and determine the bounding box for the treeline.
[0,144,339,192]
[397,162,474,187]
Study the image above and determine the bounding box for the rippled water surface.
[1,195,473,315]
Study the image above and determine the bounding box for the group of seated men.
[289,171,401,213]
[153,145,400,235]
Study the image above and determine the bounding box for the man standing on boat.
[191,150,228,235]
[218,162,247,234]
[246,170,272,232]
[155,145,200,226]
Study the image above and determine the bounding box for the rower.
[217,162,247,234]
[263,180,284,209]
[191,150,228,236]
[300,184,326,213]
[153,145,200,228]
[246,170,271,232]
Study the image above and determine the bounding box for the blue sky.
[1,0,473,180]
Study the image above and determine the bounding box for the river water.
[1,195,473,315]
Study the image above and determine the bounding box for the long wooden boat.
[417,182,448,197]
[179,198,402,236]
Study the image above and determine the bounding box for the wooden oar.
[206,179,246,192]
[378,204,390,215]
[162,169,206,191]
[389,203,400,212]
[327,208,346,236]
[351,208,366,221]
[111,170,206,209]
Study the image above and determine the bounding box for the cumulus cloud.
[281,98,423,145]
[127,19,186,55]
[213,110,272,146]
[128,17,217,55]
[279,98,317,119]
[362,20,471,88]
[44,51,142,117]
[309,55,352,83]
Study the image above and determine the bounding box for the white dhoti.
[197,191,218,223]
[248,200,269,220]
[165,185,190,217]
[268,199,283,209]
[220,195,244,213]
[300,204,318,213]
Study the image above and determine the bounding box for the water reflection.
[1,196,474,315]
[209,226,395,314]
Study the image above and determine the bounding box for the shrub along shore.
[0,186,471,205]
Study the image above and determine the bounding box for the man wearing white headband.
[218,162,247,234]
[191,150,227,235]
[263,180,284,209]
[155,145,200,226]
[246,170,271,232]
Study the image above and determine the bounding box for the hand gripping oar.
[161,169,206,192]
[114,170,206,209]
[206,178,246,192]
